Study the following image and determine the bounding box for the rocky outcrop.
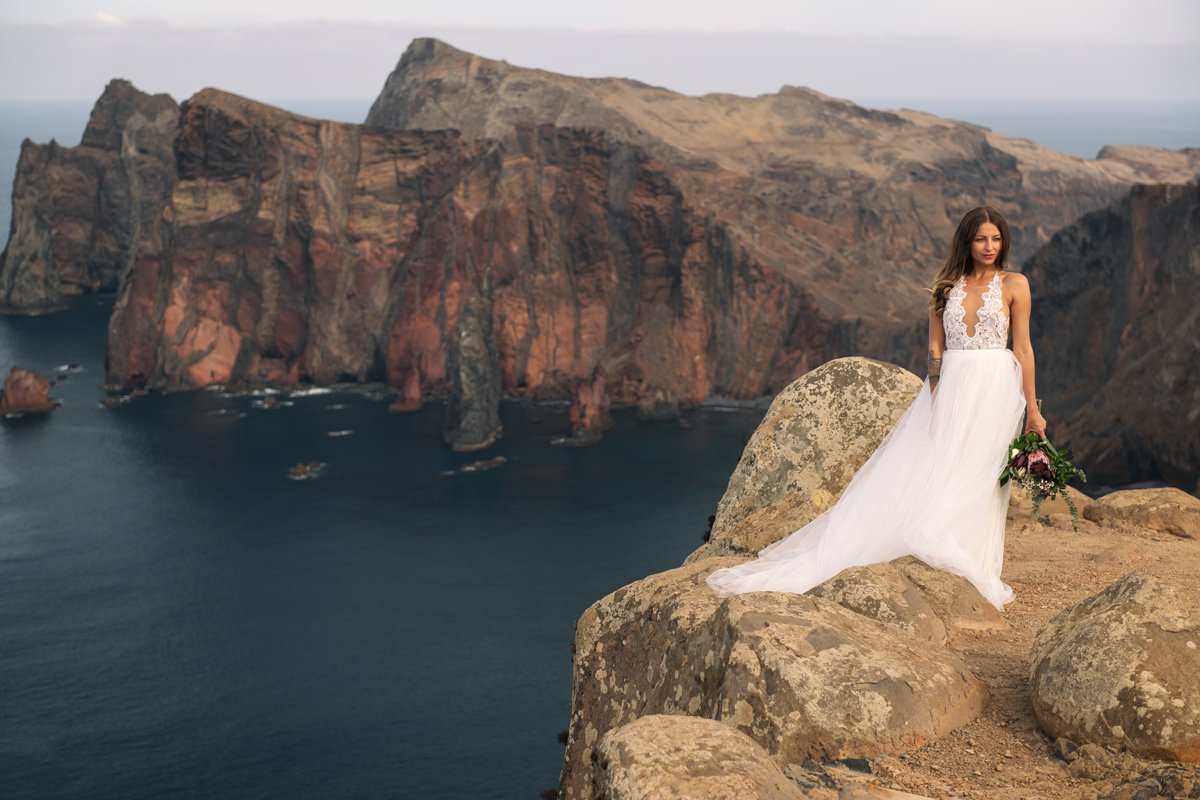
[367,38,1200,372]
[567,365,612,442]
[559,558,985,799]
[0,79,177,312]
[104,89,819,432]
[686,357,922,562]
[443,268,503,450]
[0,367,60,415]
[1024,181,1200,489]
[1030,572,1200,763]
[1083,488,1200,540]
[594,715,809,800]
[808,563,949,646]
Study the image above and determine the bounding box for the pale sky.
[0,0,1197,103]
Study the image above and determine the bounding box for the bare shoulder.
[1003,271,1031,297]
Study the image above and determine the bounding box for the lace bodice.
[944,272,1008,350]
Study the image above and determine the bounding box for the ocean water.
[0,297,760,799]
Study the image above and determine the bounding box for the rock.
[808,563,948,645]
[368,38,1198,300]
[1105,782,1160,800]
[1083,487,1200,539]
[1054,737,1081,762]
[837,786,936,800]
[0,79,177,312]
[0,367,60,415]
[1030,572,1200,764]
[890,557,1009,635]
[444,269,504,452]
[593,714,808,800]
[287,461,327,481]
[567,365,612,441]
[635,387,681,422]
[1026,181,1200,489]
[559,558,985,799]
[101,87,803,424]
[687,358,922,561]
[1008,484,1094,522]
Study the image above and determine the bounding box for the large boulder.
[1030,572,1200,763]
[558,558,985,798]
[594,714,809,800]
[1083,487,1200,540]
[687,357,922,562]
[808,563,948,646]
[0,367,60,415]
[890,557,1008,635]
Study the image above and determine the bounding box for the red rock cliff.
[105,90,836,445]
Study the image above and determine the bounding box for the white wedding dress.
[706,271,1027,610]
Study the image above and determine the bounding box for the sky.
[0,0,1197,106]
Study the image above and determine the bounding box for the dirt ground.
[841,495,1200,800]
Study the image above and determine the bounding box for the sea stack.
[0,367,61,416]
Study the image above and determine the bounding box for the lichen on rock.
[1030,571,1200,764]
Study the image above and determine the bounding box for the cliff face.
[105,90,828,445]
[366,38,1200,363]
[1025,181,1200,490]
[7,42,1200,455]
[0,80,177,312]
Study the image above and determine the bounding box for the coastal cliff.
[1025,180,1200,491]
[0,80,177,312]
[3,40,1199,460]
[366,38,1200,354]
[559,357,1200,799]
[104,89,817,447]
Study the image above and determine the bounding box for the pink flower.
[1027,450,1055,480]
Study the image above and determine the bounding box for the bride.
[706,206,1047,611]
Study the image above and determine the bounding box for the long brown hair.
[929,205,1011,315]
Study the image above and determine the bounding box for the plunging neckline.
[957,271,1007,338]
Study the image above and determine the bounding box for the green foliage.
[999,432,1088,531]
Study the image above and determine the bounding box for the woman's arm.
[927,307,945,394]
[1008,273,1047,435]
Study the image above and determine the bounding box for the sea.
[0,98,1197,800]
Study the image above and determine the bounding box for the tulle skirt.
[706,348,1027,610]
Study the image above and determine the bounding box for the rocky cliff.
[0,80,177,312]
[104,89,823,447]
[559,357,1200,799]
[366,38,1200,353]
[5,41,1199,457]
[1024,180,1200,491]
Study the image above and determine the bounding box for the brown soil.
[847,499,1200,800]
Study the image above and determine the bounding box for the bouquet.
[1000,431,1088,530]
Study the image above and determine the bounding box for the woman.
[705,206,1046,611]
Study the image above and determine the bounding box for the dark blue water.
[0,298,761,799]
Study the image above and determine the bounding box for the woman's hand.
[1025,407,1047,436]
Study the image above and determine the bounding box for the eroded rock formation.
[0,367,60,415]
[594,714,810,800]
[1082,487,1200,540]
[1024,181,1200,490]
[103,88,820,448]
[686,356,923,562]
[0,80,177,312]
[367,38,1200,370]
[559,558,985,799]
[1030,572,1200,764]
